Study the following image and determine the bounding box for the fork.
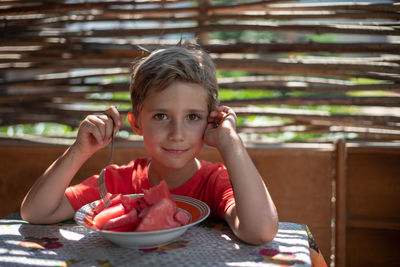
[98,118,115,208]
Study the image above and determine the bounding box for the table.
[0,217,318,266]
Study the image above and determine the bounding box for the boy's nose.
[168,121,184,141]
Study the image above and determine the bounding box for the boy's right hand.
[72,106,124,156]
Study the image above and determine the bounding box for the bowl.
[74,194,210,248]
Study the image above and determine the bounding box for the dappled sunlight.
[0,256,66,266]
[59,229,85,241]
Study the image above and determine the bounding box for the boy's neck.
[147,158,201,189]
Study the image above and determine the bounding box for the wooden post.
[335,139,347,267]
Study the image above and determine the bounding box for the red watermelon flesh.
[93,193,124,215]
[135,198,181,232]
[93,203,125,230]
[143,180,175,207]
[102,208,139,230]
[120,194,149,213]
[90,180,191,232]
[174,209,191,226]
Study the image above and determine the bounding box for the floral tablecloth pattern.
[0,218,316,266]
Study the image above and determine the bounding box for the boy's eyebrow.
[148,108,208,114]
[187,108,208,114]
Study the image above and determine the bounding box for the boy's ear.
[127,112,143,136]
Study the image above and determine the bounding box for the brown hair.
[129,43,219,116]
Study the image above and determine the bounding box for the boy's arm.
[204,106,279,245]
[20,145,91,224]
[21,107,123,224]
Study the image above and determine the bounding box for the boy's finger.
[104,117,114,140]
[92,114,114,141]
[96,108,119,139]
[208,111,218,122]
[105,106,121,127]
[118,114,127,131]
[87,114,108,144]
[84,119,105,145]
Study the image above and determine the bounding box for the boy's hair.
[129,43,219,116]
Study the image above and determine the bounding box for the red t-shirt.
[65,158,235,219]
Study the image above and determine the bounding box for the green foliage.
[1,123,74,136]
[347,90,394,97]
[219,89,278,101]
[349,78,383,85]
[111,92,131,100]
[306,34,337,43]
[211,30,278,42]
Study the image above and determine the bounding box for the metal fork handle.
[98,118,115,208]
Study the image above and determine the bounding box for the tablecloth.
[0,218,316,266]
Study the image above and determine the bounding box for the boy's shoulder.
[199,160,227,177]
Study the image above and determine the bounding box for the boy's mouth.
[162,147,188,154]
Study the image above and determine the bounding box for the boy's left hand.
[203,106,238,148]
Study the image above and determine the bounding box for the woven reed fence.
[1,0,400,143]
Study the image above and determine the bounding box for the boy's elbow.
[21,208,50,224]
[241,220,279,245]
[260,221,279,244]
[254,224,279,245]
[21,198,74,224]
[20,201,44,224]
[20,206,31,223]
[20,203,36,224]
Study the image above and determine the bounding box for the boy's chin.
[153,156,198,170]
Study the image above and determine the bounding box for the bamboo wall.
[1,1,400,266]
[1,0,400,142]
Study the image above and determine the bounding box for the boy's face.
[130,81,209,170]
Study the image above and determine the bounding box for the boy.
[21,44,278,245]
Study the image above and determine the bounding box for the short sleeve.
[65,175,100,211]
[212,164,236,219]
[65,158,151,211]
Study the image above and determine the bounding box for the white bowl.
[75,194,210,248]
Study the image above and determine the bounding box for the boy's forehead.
[143,82,209,110]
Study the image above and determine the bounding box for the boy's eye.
[187,114,200,121]
[154,113,168,120]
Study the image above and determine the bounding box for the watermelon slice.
[174,209,191,226]
[89,180,191,232]
[93,193,123,214]
[102,208,139,231]
[135,198,180,232]
[120,195,149,213]
[143,180,174,206]
[93,203,125,230]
